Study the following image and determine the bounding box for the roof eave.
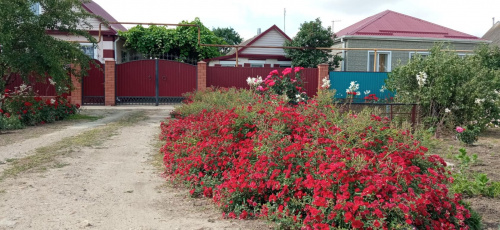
[338,35,490,44]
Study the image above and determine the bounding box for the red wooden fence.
[6,75,57,96]
[206,67,319,97]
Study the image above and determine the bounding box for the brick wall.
[70,64,82,105]
[104,60,115,106]
[197,61,207,91]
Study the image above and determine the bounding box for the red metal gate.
[82,60,105,105]
[116,59,196,105]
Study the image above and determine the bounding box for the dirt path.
[0,108,269,230]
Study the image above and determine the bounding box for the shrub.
[161,89,477,229]
[386,43,500,134]
[0,83,79,130]
[456,126,480,145]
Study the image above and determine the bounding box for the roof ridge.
[347,10,392,35]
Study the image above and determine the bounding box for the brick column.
[70,64,82,106]
[105,59,116,106]
[197,61,207,91]
[317,63,329,91]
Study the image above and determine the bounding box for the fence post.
[197,61,207,91]
[70,64,82,106]
[317,63,329,92]
[104,59,116,106]
[155,59,159,106]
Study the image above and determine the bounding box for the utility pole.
[332,20,341,33]
[284,8,286,33]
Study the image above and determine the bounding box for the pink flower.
[294,67,304,73]
[456,126,465,133]
[269,70,279,76]
[282,68,292,76]
[257,86,264,91]
[268,81,275,86]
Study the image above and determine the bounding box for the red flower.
[294,67,304,73]
[24,102,33,107]
[76,104,81,109]
[239,210,248,219]
[23,110,27,114]
[0,109,3,114]
[268,81,275,86]
[5,113,10,118]
[373,220,381,227]
[34,97,43,102]
[352,220,364,228]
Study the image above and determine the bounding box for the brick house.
[207,25,292,67]
[32,1,127,63]
[333,10,486,72]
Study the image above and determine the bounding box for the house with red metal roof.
[207,25,292,67]
[333,10,486,72]
[32,1,127,63]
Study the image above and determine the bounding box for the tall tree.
[284,18,341,69]
[212,27,243,55]
[0,0,97,95]
[119,18,224,61]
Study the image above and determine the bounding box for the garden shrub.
[386,43,500,134]
[160,87,478,229]
[0,84,79,131]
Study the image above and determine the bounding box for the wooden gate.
[82,60,105,105]
[116,59,196,105]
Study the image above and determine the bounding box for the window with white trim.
[80,43,97,59]
[249,60,265,67]
[409,52,430,60]
[30,3,42,15]
[220,61,236,67]
[368,51,391,72]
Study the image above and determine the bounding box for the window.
[30,3,41,15]
[220,61,236,67]
[80,43,97,59]
[368,51,391,72]
[275,61,292,68]
[409,52,430,60]
[249,60,265,67]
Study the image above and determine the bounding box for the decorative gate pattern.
[115,59,196,105]
[82,60,105,105]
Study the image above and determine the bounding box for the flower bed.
[0,85,79,131]
[160,87,479,229]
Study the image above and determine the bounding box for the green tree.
[385,43,500,135]
[284,18,341,69]
[212,27,243,55]
[119,18,224,61]
[0,0,97,95]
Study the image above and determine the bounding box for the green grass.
[0,111,148,181]
[66,113,103,121]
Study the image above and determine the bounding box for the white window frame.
[220,61,236,67]
[249,60,265,67]
[275,61,292,67]
[30,3,42,15]
[80,43,98,59]
[367,51,391,72]
[409,51,430,60]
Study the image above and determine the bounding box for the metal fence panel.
[329,72,393,101]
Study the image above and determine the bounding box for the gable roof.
[82,1,127,33]
[209,25,291,61]
[483,22,500,46]
[336,10,480,40]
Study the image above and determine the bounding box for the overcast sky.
[94,0,499,40]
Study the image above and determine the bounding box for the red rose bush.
[160,74,477,229]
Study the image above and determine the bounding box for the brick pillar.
[105,59,116,106]
[197,61,207,91]
[70,64,82,106]
[317,63,329,91]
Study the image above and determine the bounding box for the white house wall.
[241,30,288,56]
[51,34,112,63]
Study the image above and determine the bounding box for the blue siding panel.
[329,72,393,100]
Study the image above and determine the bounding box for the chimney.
[257,28,261,35]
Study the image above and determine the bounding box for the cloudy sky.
[94,0,499,40]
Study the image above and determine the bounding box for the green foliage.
[456,126,480,145]
[451,148,500,198]
[284,18,342,70]
[459,200,483,230]
[0,114,24,131]
[119,18,224,61]
[0,0,96,95]
[212,27,243,55]
[386,43,500,132]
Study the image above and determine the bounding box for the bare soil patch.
[0,108,270,229]
[430,128,500,229]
